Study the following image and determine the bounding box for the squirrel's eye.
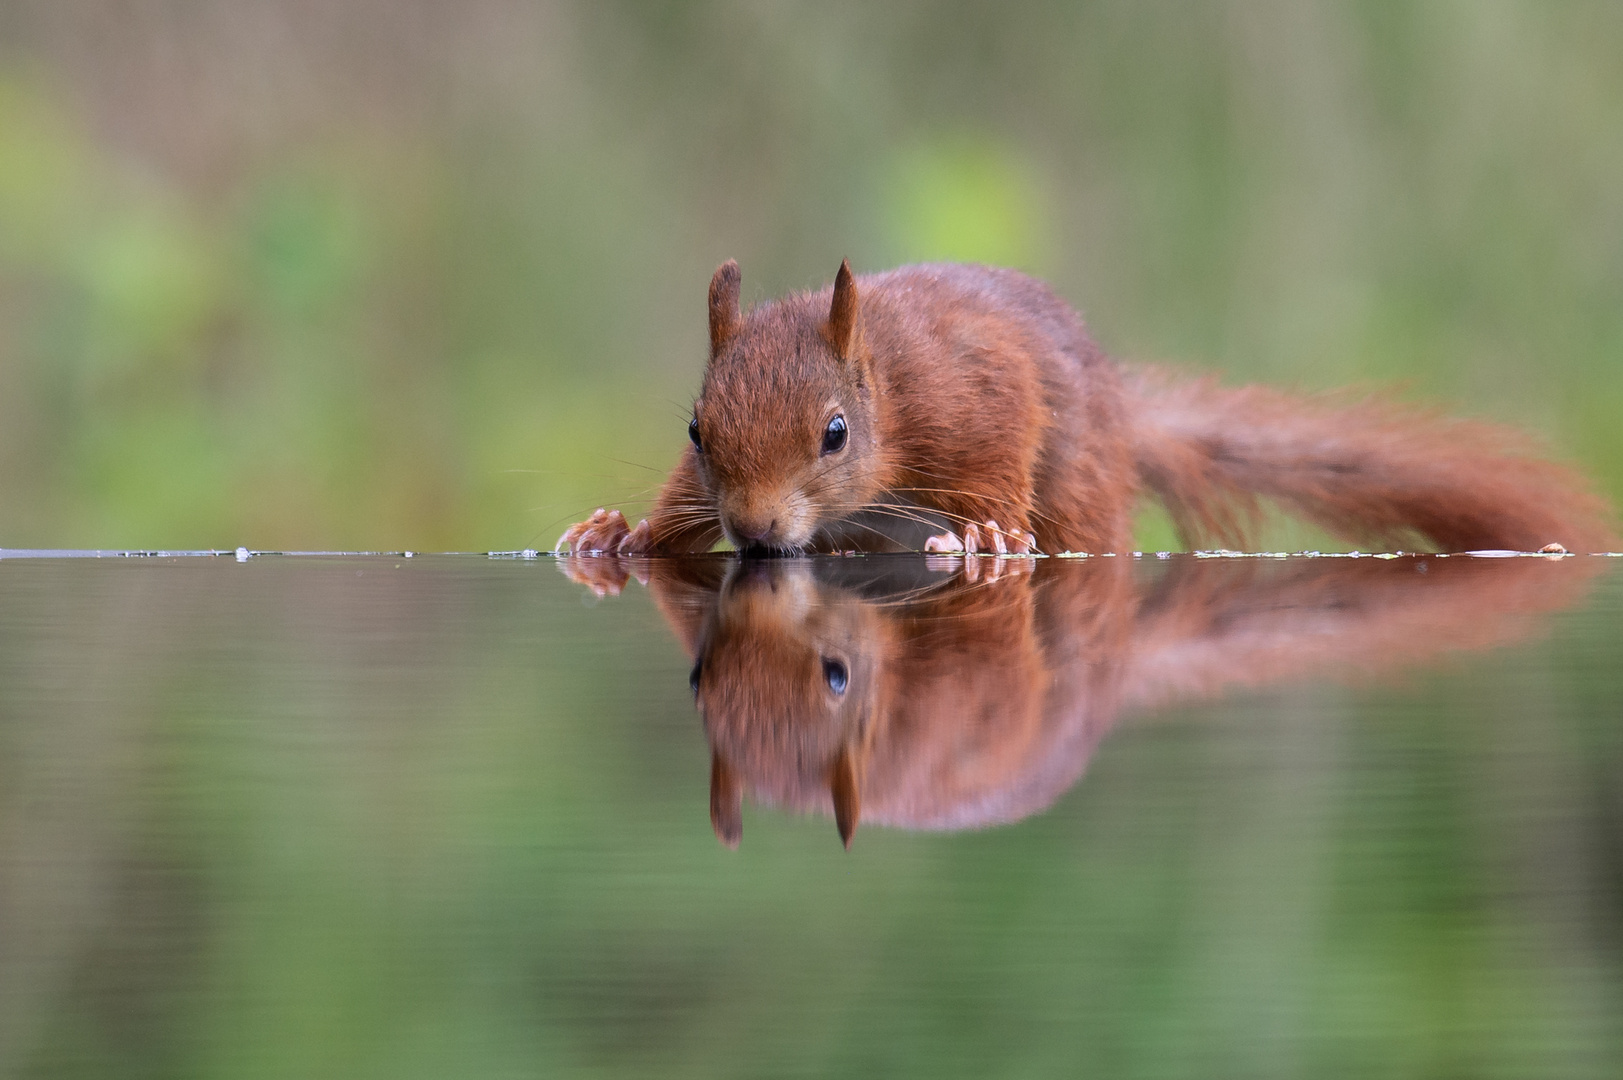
[822,657,848,695]
[688,418,703,452]
[689,658,703,695]
[821,414,847,455]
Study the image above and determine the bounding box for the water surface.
[2,552,1621,1078]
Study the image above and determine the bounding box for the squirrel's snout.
[723,492,813,551]
[727,515,779,549]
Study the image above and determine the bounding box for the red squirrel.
[558,260,1615,556]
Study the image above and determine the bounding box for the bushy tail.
[1128,369,1616,553]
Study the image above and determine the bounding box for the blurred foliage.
[883,135,1054,271]
[0,0,1619,551]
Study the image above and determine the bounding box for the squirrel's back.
[855,264,1141,553]
[862,265,1616,554]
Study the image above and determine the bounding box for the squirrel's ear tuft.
[708,260,742,357]
[830,745,861,849]
[710,750,743,849]
[826,259,861,360]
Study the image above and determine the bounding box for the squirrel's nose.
[733,517,777,543]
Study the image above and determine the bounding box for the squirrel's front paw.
[924,521,1038,556]
[556,509,653,597]
[925,520,1038,583]
[556,508,652,556]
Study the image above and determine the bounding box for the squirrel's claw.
[929,520,1038,582]
[962,520,1037,556]
[620,518,653,554]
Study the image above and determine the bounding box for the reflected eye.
[822,657,848,695]
[689,658,703,694]
[821,414,847,455]
[688,418,703,452]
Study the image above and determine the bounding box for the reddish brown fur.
[559,262,1615,556]
[1130,370,1616,553]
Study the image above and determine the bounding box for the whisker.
[605,457,670,476]
[885,483,1063,532]
[857,502,991,534]
[829,503,949,535]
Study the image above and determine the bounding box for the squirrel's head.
[689,259,888,553]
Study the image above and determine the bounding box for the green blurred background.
[0,0,1620,551]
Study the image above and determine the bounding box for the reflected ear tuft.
[710,750,743,849]
[830,745,861,849]
[826,259,860,359]
[708,260,742,356]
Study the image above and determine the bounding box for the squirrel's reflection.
[564,553,1596,848]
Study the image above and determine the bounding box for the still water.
[1,551,1620,1078]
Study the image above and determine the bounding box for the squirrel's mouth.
[736,541,806,558]
[721,513,815,556]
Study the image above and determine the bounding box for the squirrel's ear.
[826,259,861,360]
[708,260,742,357]
[830,744,861,849]
[710,750,743,849]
